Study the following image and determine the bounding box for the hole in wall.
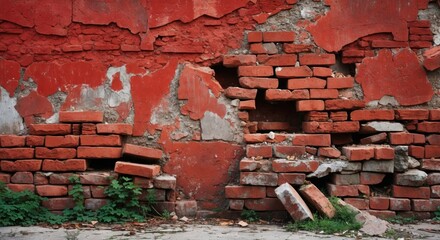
[87,159,119,171]
[212,64,240,88]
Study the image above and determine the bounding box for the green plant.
[63,176,95,222]
[286,197,361,234]
[433,206,440,221]
[96,176,155,223]
[241,209,260,222]
[0,182,64,226]
[387,215,417,224]
[161,209,172,220]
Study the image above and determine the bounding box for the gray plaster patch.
[0,87,24,134]
[201,111,234,141]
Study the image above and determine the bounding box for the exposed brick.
[258,54,297,66]
[90,186,107,198]
[80,135,121,146]
[418,122,440,133]
[395,109,429,120]
[133,177,153,188]
[224,87,257,99]
[153,175,176,189]
[287,77,326,89]
[350,110,395,121]
[244,198,285,211]
[302,122,332,133]
[223,55,256,67]
[371,40,408,48]
[273,145,305,158]
[389,198,411,211]
[1,160,42,172]
[42,198,75,211]
[257,122,291,131]
[36,185,68,197]
[0,173,11,183]
[392,185,430,199]
[389,132,413,145]
[425,145,440,158]
[11,172,33,184]
[0,135,25,147]
[370,197,390,210]
[330,111,348,121]
[344,198,369,210]
[342,49,365,57]
[249,43,278,54]
[430,109,440,120]
[360,133,388,144]
[367,210,396,219]
[45,135,79,148]
[238,66,273,77]
[229,200,244,210]
[77,147,122,158]
[427,173,440,185]
[427,134,440,145]
[278,173,306,185]
[240,172,278,186]
[114,161,160,178]
[49,173,75,185]
[72,124,81,135]
[409,145,424,158]
[431,185,440,198]
[326,184,359,197]
[272,159,319,173]
[238,111,249,121]
[265,89,309,101]
[309,89,338,99]
[296,100,324,111]
[239,158,261,171]
[325,99,365,110]
[225,186,266,198]
[42,159,87,172]
[35,147,76,159]
[360,172,386,185]
[29,124,71,135]
[7,184,35,192]
[283,44,313,53]
[318,147,341,158]
[421,159,440,171]
[59,111,103,123]
[26,136,45,147]
[68,185,91,198]
[409,27,432,35]
[263,32,295,42]
[342,146,375,161]
[275,184,314,221]
[0,148,34,159]
[247,31,262,42]
[123,144,163,160]
[239,100,256,110]
[304,111,328,121]
[96,123,133,135]
[292,134,331,146]
[79,172,115,185]
[239,77,278,89]
[326,77,354,89]
[312,67,332,77]
[412,199,440,212]
[375,146,395,160]
[85,199,107,210]
[81,123,96,135]
[299,53,335,65]
[275,66,312,78]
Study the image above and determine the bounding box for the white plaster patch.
[200,111,234,141]
[0,87,24,134]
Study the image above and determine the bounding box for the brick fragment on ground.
[299,183,335,218]
[275,183,314,221]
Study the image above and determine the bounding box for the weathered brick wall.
[1,0,440,218]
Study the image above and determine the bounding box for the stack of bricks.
[223,31,440,220]
[0,111,177,213]
[341,20,433,64]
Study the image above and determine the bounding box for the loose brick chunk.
[96,123,133,135]
[287,77,326,89]
[114,161,161,178]
[360,133,388,144]
[299,184,335,218]
[350,110,394,121]
[238,66,273,77]
[0,135,25,147]
[29,124,71,135]
[326,77,354,89]
[80,135,121,146]
[275,66,312,78]
[239,77,278,89]
[292,134,331,146]
[59,111,103,123]
[240,172,278,186]
[0,148,34,159]
[258,54,297,66]
[224,87,257,100]
[299,53,335,66]
[42,159,87,172]
[123,144,163,160]
[296,100,324,111]
[342,146,375,161]
[225,186,266,199]
[275,183,314,221]
[395,109,429,120]
[223,55,256,67]
[272,159,319,173]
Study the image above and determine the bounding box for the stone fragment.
[394,169,427,187]
[362,161,394,173]
[275,183,314,221]
[307,161,347,178]
[394,146,409,172]
[360,122,404,133]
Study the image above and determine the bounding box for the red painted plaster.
[0,60,20,97]
[15,91,53,125]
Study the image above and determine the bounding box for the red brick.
[371,40,408,48]
[344,198,369,210]
[331,173,360,185]
[273,145,306,158]
[302,122,333,133]
[96,123,133,135]
[392,185,430,199]
[425,145,440,158]
[1,160,42,172]
[81,123,97,135]
[114,161,160,178]
[278,173,306,185]
[326,184,359,197]
[263,32,295,42]
[304,111,328,121]
[395,109,429,120]
[430,110,440,120]
[49,173,76,185]
[272,159,319,173]
[90,186,107,198]
[25,136,45,147]
[257,122,291,131]
[360,133,388,144]
[45,135,79,148]
[275,66,312,78]
[332,121,360,133]
[68,185,91,198]
[80,135,121,146]
[312,67,332,77]
[342,49,365,57]
[408,20,430,28]
[370,197,390,210]
[375,146,395,160]
[287,77,326,89]
[42,198,75,211]
[306,146,317,155]
[239,77,278,89]
[7,184,35,192]
[229,200,244,210]
[309,89,338,99]
[79,172,115,185]
[29,124,71,135]
[299,53,335,65]
[258,54,297,66]
[427,134,440,145]
[418,122,440,133]
[224,87,257,99]
[424,47,440,71]
[238,111,249,121]
[153,175,176,189]
[330,111,347,121]
[246,145,273,158]
[225,186,266,198]
[326,99,365,110]
[0,135,25,147]
[350,110,395,121]
[410,41,433,48]
[11,172,33,184]
[342,146,375,161]
[123,144,163,160]
[239,100,256,110]
[421,159,440,171]
[367,210,396,219]
[133,177,153,188]
[299,183,336,218]
[409,145,424,158]
[72,124,81,135]
[326,77,354,89]
[292,134,331,146]
[36,185,68,197]
[412,199,440,211]
[244,198,285,211]
[42,159,87,172]
[318,147,341,158]
[59,111,103,123]
[35,147,76,159]
[389,132,413,145]
[223,55,256,67]
[360,172,386,185]
[265,89,309,101]
[409,27,432,35]
[427,173,440,185]
[389,198,411,211]
[283,44,313,53]
[238,66,273,77]
[431,185,440,198]
[0,148,34,159]
[239,159,261,171]
[296,100,324,111]
[77,147,122,158]
[240,172,278,186]
[248,31,263,42]
[0,173,11,183]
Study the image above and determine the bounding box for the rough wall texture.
[1,0,440,219]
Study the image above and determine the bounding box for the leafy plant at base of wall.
[433,206,440,221]
[286,197,361,234]
[387,215,417,224]
[63,176,96,222]
[241,209,260,222]
[0,182,64,226]
[96,176,155,223]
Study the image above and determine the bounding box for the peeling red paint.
[110,72,123,91]
[356,48,433,106]
[0,0,35,28]
[15,91,53,125]
[308,0,418,52]
[0,60,20,97]
[34,0,72,36]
